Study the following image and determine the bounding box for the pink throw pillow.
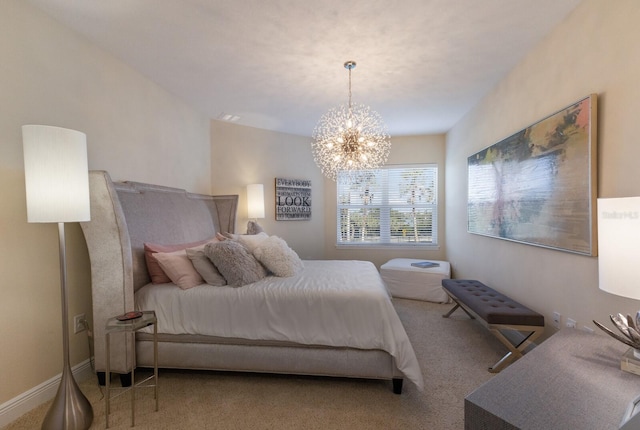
[153,249,204,289]
[144,238,211,283]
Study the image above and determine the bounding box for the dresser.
[465,328,640,429]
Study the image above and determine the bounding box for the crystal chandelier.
[312,61,391,181]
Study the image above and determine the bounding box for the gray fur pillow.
[204,240,268,287]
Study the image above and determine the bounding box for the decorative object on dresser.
[467,94,597,256]
[311,60,391,181]
[22,125,93,430]
[441,279,544,373]
[593,196,640,371]
[379,258,450,303]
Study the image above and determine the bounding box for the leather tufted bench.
[441,279,544,373]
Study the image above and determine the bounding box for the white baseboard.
[0,359,94,428]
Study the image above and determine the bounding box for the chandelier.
[312,61,391,181]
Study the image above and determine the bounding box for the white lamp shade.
[22,125,90,223]
[247,184,265,219]
[598,197,640,300]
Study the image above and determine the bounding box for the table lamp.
[22,125,93,430]
[247,183,265,220]
[594,197,640,361]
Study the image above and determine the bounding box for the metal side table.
[105,310,158,428]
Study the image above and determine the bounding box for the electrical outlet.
[566,318,577,329]
[74,313,86,334]
[552,312,561,329]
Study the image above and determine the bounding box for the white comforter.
[135,260,424,390]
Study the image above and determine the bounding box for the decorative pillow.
[246,220,265,235]
[217,231,269,252]
[144,238,211,284]
[204,240,268,287]
[154,249,204,289]
[237,232,269,252]
[186,243,227,286]
[253,236,304,277]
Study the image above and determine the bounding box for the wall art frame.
[275,177,311,221]
[467,94,598,256]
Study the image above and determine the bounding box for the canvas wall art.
[467,94,597,255]
[275,178,311,220]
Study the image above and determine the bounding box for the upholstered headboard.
[80,170,238,373]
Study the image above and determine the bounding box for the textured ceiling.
[27,0,583,136]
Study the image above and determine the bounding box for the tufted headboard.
[79,170,238,373]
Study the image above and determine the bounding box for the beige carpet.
[3,299,506,430]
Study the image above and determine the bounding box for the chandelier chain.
[348,66,352,111]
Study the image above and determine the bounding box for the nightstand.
[104,310,158,428]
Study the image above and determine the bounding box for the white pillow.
[253,236,304,277]
[154,249,204,289]
[237,231,269,252]
[186,243,227,286]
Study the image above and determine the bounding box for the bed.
[80,171,424,394]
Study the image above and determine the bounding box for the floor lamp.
[22,125,93,430]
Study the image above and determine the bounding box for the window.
[337,164,438,247]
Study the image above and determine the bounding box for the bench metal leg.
[442,298,476,320]
[488,325,544,373]
[489,351,516,373]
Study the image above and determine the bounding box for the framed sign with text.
[275,178,311,221]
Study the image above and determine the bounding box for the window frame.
[336,163,438,249]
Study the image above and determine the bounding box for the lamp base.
[621,348,640,377]
[41,363,93,430]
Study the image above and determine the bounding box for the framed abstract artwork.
[275,178,311,220]
[467,94,597,255]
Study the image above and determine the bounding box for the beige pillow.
[218,231,269,252]
[204,240,268,287]
[154,249,204,290]
[253,236,304,277]
[237,232,269,252]
[186,243,226,286]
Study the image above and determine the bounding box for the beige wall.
[324,134,447,268]
[446,0,640,338]
[0,1,211,404]
[210,122,446,267]
[210,121,325,259]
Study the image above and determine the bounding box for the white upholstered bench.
[380,258,451,303]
